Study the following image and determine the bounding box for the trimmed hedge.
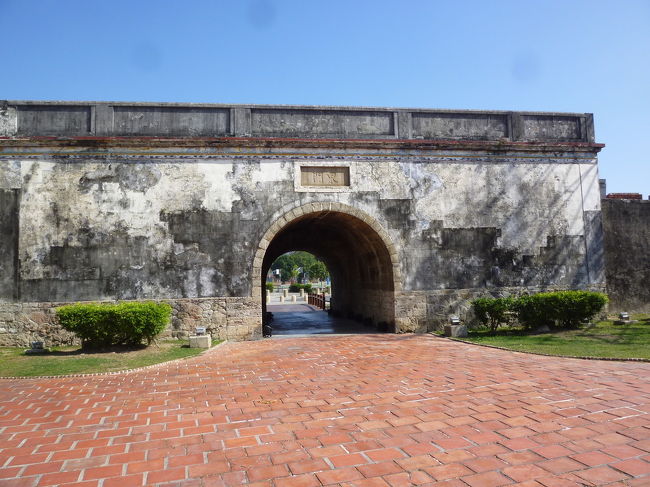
[472,291,608,331]
[471,297,514,332]
[514,291,608,329]
[56,302,172,349]
[288,283,313,293]
[265,282,274,292]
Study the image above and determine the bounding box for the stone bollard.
[25,341,48,355]
[279,295,284,303]
[291,295,296,303]
[266,291,270,303]
[189,335,211,348]
[283,289,288,298]
[299,289,305,297]
[443,324,468,338]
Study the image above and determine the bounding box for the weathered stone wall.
[4,159,602,292]
[602,199,650,313]
[1,101,595,142]
[0,102,605,345]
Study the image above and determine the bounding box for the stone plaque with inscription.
[300,166,350,187]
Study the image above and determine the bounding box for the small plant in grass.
[56,302,171,349]
[471,297,514,333]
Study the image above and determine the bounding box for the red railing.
[308,293,326,310]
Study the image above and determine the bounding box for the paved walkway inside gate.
[267,304,371,336]
[1,335,649,487]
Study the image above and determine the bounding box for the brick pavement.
[1,334,649,486]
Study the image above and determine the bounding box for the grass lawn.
[454,314,650,360]
[0,339,222,377]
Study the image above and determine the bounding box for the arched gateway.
[0,102,605,345]
[253,203,402,330]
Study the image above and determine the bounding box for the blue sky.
[1,0,649,195]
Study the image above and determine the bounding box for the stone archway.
[253,202,401,332]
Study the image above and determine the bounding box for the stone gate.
[0,101,605,345]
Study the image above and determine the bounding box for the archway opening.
[265,251,335,334]
[261,210,396,335]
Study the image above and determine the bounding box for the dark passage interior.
[266,304,370,336]
[261,211,396,333]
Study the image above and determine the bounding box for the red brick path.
[1,335,649,486]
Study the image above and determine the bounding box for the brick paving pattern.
[1,334,649,486]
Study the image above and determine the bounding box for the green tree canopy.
[308,260,329,281]
[271,251,329,282]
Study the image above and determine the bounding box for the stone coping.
[3,99,593,116]
[436,334,650,363]
[0,339,228,380]
[1,100,598,144]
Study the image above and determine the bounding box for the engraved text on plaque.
[300,166,350,187]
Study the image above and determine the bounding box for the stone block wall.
[346,289,395,329]
[396,289,509,333]
[0,297,261,347]
[396,284,607,333]
[602,199,650,313]
[0,302,77,347]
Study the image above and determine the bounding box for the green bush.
[551,290,608,328]
[512,294,553,330]
[56,302,172,349]
[513,291,608,330]
[288,283,314,293]
[265,282,274,292]
[471,297,514,332]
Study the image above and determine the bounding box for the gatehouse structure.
[0,101,605,345]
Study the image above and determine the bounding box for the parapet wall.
[1,101,595,143]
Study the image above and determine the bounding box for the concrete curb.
[433,334,650,363]
[0,339,228,380]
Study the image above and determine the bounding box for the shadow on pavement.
[267,303,374,336]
